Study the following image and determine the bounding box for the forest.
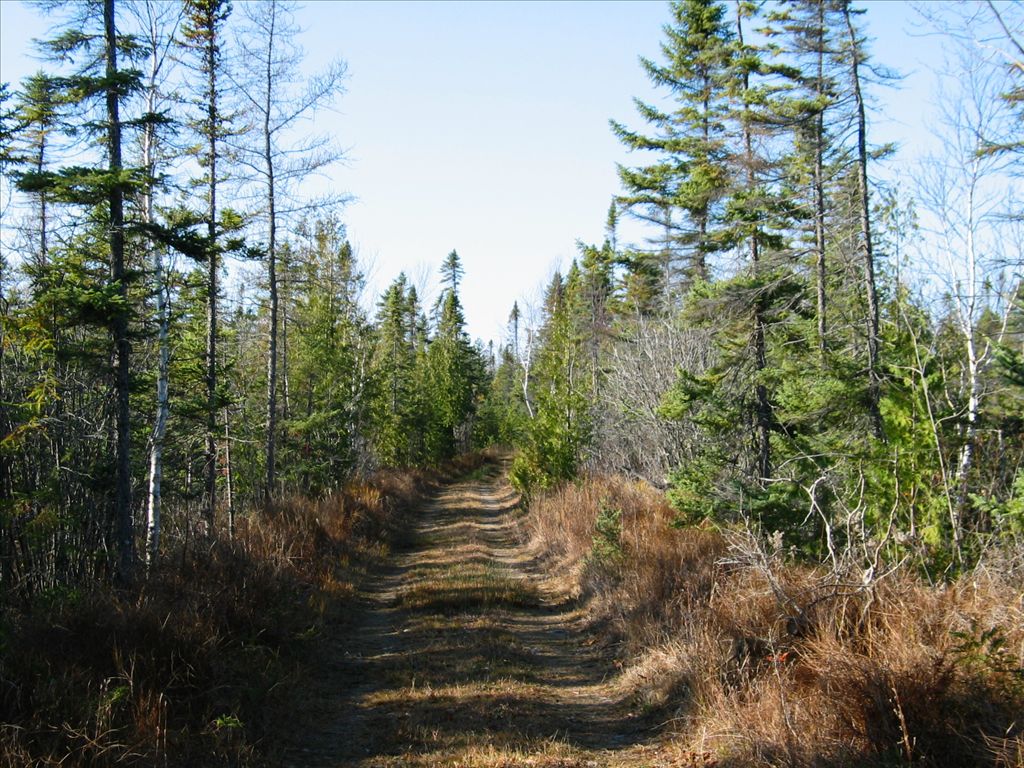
[0,0,1022,766]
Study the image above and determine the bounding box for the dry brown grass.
[523,474,1024,767]
[0,453,489,767]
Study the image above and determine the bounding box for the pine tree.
[476,344,528,447]
[371,275,420,466]
[611,0,735,297]
[0,83,18,519]
[426,268,478,461]
[14,0,150,580]
[768,0,844,354]
[721,0,792,484]
[16,72,60,268]
[508,300,521,360]
[0,82,18,170]
[440,248,465,293]
[510,268,592,492]
[653,0,813,526]
[180,0,232,532]
[286,217,372,490]
[840,1,884,438]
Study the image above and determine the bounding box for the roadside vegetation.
[0,455,485,767]
[523,476,1024,766]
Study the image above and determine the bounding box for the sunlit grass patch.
[360,681,584,763]
[367,738,593,767]
[362,631,542,693]
[399,562,541,613]
[364,677,548,707]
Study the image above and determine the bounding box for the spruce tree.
[841,1,884,438]
[769,0,843,354]
[180,0,232,532]
[611,0,735,296]
[287,218,371,489]
[510,268,592,492]
[440,248,465,293]
[16,72,60,268]
[371,275,419,466]
[426,265,478,461]
[15,0,149,580]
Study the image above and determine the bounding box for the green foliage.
[0,82,22,169]
[611,0,736,285]
[590,501,624,566]
[210,713,244,730]
[280,220,373,491]
[474,346,528,447]
[971,469,1024,537]
[425,288,479,463]
[665,452,731,525]
[992,333,1024,388]
[951,620,1024,698]
[368,256,488,469]
[510,268,594,494]
[369,274,422,466]
[440,248,464,292]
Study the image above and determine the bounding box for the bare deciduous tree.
[915,30,1020,552]
[229,0,348,499]
[130,0,183,569]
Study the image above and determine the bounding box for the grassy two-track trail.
[283,461,664,767]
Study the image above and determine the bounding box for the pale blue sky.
[0,1,957,342]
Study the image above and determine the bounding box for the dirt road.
[283,461,656,767]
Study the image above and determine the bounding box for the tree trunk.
[952,153,984,547]
[105,0,134,582]
[282,257,290,423]
[844,5,883,439]
[263,7,279,499]
[224,407,234,537]
[0,247,10,511]
[522,328,535,419]
[737,5,772,483]
[204,25,219,533]
[36,138,47,266]
[697,74,711,282]
[146,290,168,571]
[954,339,980,537]
[814,0,827,355]
[265,165,278,500]
[142,0,171,572]
[143,60,168,571]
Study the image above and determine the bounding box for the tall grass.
[523,475,1024,767]
[0,455,486,767]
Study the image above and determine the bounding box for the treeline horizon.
[1,0,1022,596]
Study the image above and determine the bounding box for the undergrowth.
[523,474,1024,767]
[0,452,487,767]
